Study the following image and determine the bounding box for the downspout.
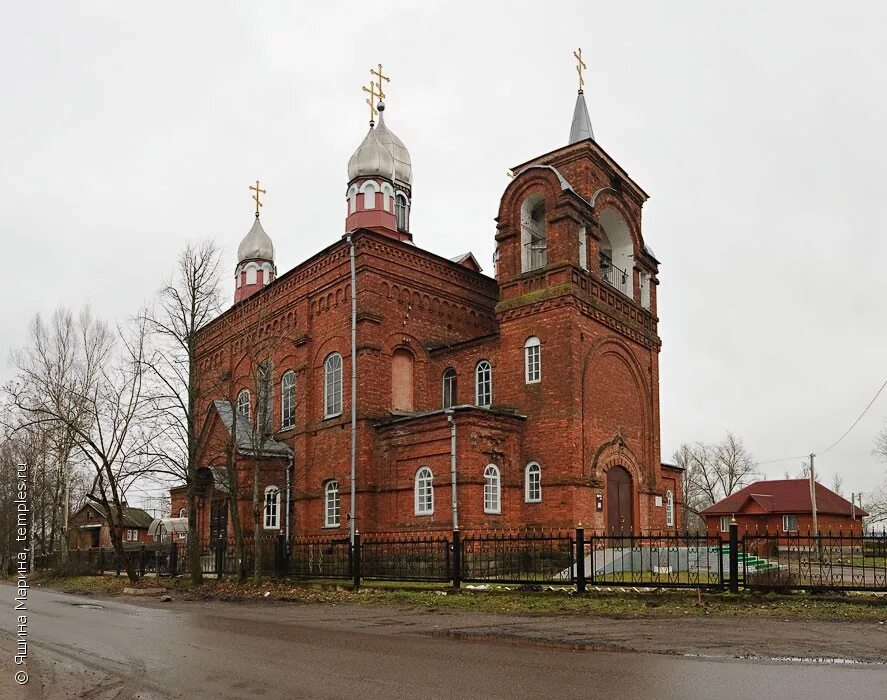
[285,454,293,546]
[347,234,358,545]
[446,410,458,529]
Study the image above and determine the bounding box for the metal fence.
[34,525,887,593]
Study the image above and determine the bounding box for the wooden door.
[607,466,633,533]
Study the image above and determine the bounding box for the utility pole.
[809,453,819,535]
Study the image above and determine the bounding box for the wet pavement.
[2,586,886,699]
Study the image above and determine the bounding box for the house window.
[782,514,798,532]
[281,370,296,429]
[125,529,138,542]
[264,486,280,529]
[484,464,501,514]
[442,368,457,409]
[236,389,251,419]
[719,516,731,533]
[324,353,343,418]
[395,194,409,232]
[324,480,340,527]
[525,462,541,503]
[179,508,186,518]
[415,467,434,515]
[475,360,492,407]
[524,337,541,383]
[666,490,674,527]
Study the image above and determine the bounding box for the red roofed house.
[700,479,867,536]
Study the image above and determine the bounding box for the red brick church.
[171,63,681,542]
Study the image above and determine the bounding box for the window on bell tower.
[520,193,547,272]
[395,194,409,232]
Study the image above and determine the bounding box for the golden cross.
[362,78,384,123]
[249,180,266,216]
[573,48,587,92]
[370,63,390,99]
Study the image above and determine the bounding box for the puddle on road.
[70,603,104,610]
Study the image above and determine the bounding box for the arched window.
[524,336,541,384]
[360,180,378,209]
[666,490,674,528]
[520,193,547,272]
[415,467,434,515]
[391,348,414,411]
[324,353,343,418]
[178,508,186,518]
[483,464,501,514]
[598,208,635,298]
[525,462,541,503]
[236,389,251,420]
[264,486,280,529]
[442,368,457,409]
[475,360,492,408]
[324,480,340,527]
[281,370,296,429]
[245,263,258,285]
[395,194,409,232]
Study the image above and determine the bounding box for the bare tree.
[830,472,844,497]
[711,433,758,498]
[5,308,151,582]
[142,241,222,584]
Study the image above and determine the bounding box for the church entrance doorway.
[606,466,633,533]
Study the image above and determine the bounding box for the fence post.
[576,526,586,594]
[139,545,146,579]
[728,519,739,593]
[452,528,461,590]
[169,539,178,577]
[115,549,121,577]
[215,538,224,580]
[352,531,361,591]
[98,548,105,574]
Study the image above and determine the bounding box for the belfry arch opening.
[598,208,634,297]
[520,193,547,272]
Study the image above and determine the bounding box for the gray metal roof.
[237,215,275,263]
[347,123,396,182]
[569,91,594,144]
[213,399,291,457]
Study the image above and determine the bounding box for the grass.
[28,572,887,621]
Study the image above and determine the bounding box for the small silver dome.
[347,125,396,182]
[237,215,274,263]
[373,102,412,185]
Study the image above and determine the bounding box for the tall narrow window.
[578,225,588,271]
[525,462,541,503]
[415,467,434,515]
[264,486,280,529]
[391,348,414,411]
[524,336,541,384]
[442,368,457,409]
[236,389,251,420]
[484,464,501,514]
[665,490,674,527]
[324,353,343,418]
[281,370,296,429]
[520,193,547,272]
[719,516,730,533]
[257,359,273,433]
[324,480,340,527]
[475,360,492,407]
[395,194,409,232]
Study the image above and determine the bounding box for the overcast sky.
[2,2,886,508]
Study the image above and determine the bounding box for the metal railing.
[600,253,630,295]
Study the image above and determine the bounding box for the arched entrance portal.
[606,466,633,533]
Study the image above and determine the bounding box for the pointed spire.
[569,91,594,144]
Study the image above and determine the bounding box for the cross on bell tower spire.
[568,48,594,144]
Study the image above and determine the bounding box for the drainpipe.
[446,410,458,529]
[347,233,358,545]
[285,454,293,546]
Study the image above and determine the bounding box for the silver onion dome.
[373,102,412,185]
[237,215,275,263]
[347,122,396,182]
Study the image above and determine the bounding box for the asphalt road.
[3,586,886,699]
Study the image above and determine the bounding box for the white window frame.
[324,480,340,527]
[324,353,343,418]
[484,464,501,514]
[178,508,186,518]
[475,360,492,407]
[236,389,251,419]
[442,368,457,409]
[524,462,541,503]
[524,337,541,384]
[719,516,731,533]
[264,486,280,530]
[281,370,296,429]
[782,514,798,533]
[665,490,674,527]
[414,467,434,516]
